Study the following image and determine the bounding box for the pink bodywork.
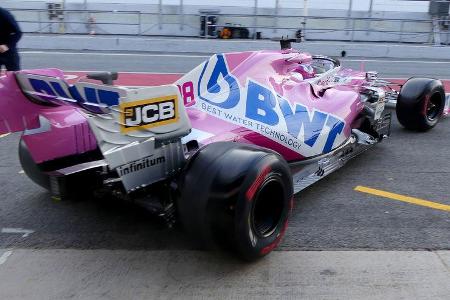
[0,69,97,163]
[0,50,370,164]
[176,50,366,161]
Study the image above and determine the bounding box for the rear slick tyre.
[178,142,293,261]
[18,138,50,190]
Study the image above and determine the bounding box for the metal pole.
[348,0,353,15]
[84,0,89,34]
[138,12,142,35]
[253,0,258,39]
[432,17,441,46]
[158,0,162,30]
[351,18,355,41]
[366,0,373,35]
[60,0,66,34]
[399,20,404,43]
[38,11,42,33]
[346,0,353,35]
[302,0,308,41]
[274,0,279,34]
[180,0,184,31]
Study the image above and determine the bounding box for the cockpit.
[286,54,341,85]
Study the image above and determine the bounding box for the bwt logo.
[120,96,178,133]
[197,54,346,154]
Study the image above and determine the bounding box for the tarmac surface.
[0,50,449,299]
[0,249,449,300]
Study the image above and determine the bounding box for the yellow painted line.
[0,133,10,138]
[355,186,450,212]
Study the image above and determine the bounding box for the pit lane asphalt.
[0,51,449,252]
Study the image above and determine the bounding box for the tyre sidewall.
[178,142,293,260]
[19,138,50,190]
[420,92,443,127]
[234,154,292,261]
[397,78,445,131]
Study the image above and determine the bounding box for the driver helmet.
[294,63,316,79]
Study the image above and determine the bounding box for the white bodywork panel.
[87,84,191,192]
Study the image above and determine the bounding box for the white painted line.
[123,86,153,88]
[64,70,183,75]
[1,228,35,238]
[19,50,450,64]
[18,170,25,174]
[61,72,450,81]
[20,51,210,59]
[0,133,10,138]
[0,251,12,266]
[342,59,450,64]
[384,77,450,81]
[25,35,274,44]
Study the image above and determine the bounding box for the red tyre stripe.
[245,166,271,201]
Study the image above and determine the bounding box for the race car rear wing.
[0,69,125,135]
[2,70,191,192]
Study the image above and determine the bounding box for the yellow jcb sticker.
[120,95,179,133]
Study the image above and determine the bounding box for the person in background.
[0,7,22,71]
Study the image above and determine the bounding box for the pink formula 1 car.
[1,39,449,260]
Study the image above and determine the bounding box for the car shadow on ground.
[0,182,196,251]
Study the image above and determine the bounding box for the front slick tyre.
[178,142,293,261]
[396,78,445,131]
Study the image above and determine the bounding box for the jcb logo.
[120,95,178,133]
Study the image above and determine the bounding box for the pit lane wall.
[2,0,444,44]
[19,35,450,61]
